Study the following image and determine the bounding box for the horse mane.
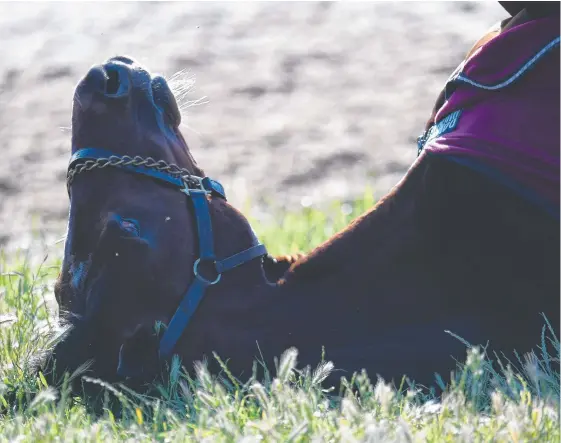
[281,156,428,285]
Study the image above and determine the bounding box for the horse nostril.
[103,64,130,97]
[106,68,120,95]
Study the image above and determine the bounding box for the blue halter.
[67,148,268,360]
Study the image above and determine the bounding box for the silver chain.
[67,155,198,187]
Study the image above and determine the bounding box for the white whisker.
[179,96,209,111]
[166,68,207,121]
[180,122,203,138]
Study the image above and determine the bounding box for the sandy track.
[0,2,505,252]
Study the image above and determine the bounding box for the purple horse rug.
[418,15,560,217]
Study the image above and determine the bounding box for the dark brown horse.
[45,7,559,394]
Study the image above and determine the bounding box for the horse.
[44,6,559,395]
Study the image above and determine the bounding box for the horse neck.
[185,157,428,368]
[253,154,558,373]
[242,156,443,368]
[198,154,559,377]
[280,154,429,288]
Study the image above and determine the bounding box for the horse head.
[48,56,277,389]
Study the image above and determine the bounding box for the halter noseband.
[67,148,268,360]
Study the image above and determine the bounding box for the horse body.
[47,7,559,393]
[171,152,558,388]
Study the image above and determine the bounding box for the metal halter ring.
[193,258,222,285]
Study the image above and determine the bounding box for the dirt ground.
[0,1,505,253]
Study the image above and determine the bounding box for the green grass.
[0,192,559,442]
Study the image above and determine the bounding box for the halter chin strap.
[67,148,268,360]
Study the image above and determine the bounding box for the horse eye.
[120,219,140,236]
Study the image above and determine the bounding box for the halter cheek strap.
[159,189,267,359]
[67,148,268,360]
